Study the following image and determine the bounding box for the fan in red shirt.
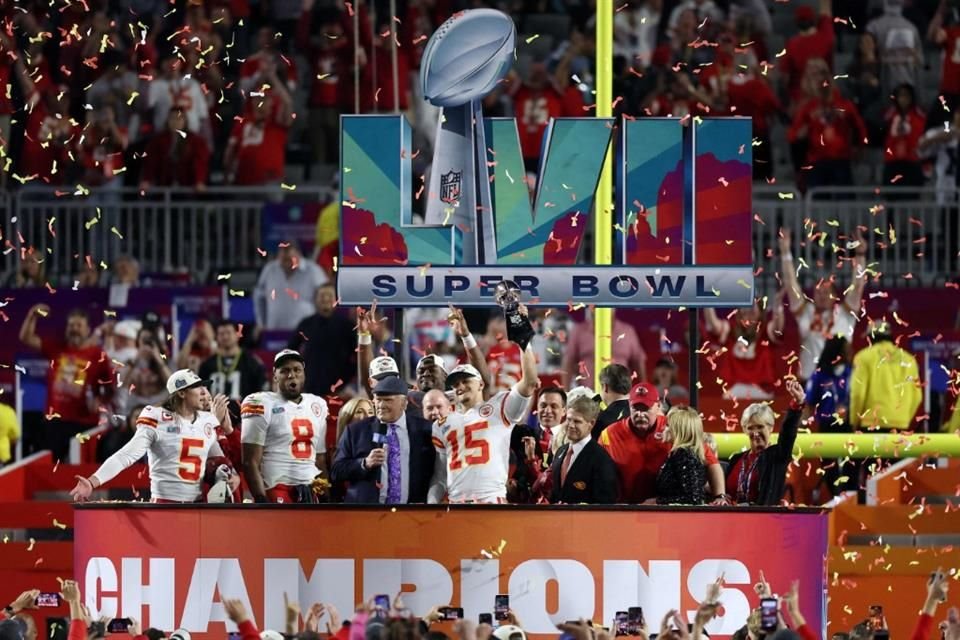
[703,297,785,401]
[224,89,293,186]
[788,62,868,190]
[713,53,783,181]
[598,383,724,504]
[76,105,128,188]
[779,0,835,107]
[19,305,115,463]
[882,83,927,188]
[929,3,960,99]
[510,57,583,173]
[140,107,211,190]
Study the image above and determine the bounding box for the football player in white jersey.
[428,339,537,504]
[69,370,239,503]
[241,349,329,503]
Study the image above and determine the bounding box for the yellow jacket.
[850,340,922,430]
[0,403,19,463]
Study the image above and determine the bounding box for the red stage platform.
[74,505,828,640]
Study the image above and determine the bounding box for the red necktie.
[560,446,574,486]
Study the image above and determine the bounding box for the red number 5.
[178,438,206,481]
[446,422,490,470]
[290,418,315,460]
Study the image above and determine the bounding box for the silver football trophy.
[494,280,534,349]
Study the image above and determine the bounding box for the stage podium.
[75,505,826,639]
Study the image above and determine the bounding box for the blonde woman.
[335,397,374,451]
[655,406,707,505]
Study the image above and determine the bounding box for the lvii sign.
[338,9,754,307]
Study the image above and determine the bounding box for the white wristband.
[461,334,478,349]
[358,333,372,345]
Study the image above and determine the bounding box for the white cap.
[113,319,141,341]
[170,630,192,640]
[369,356,400,380]
[493,626,526,640]
[166,369,204,395]
[274,349,305,367]
[261,631,284,640]
[445,363,482,387]
[417,353,447,373]
[568,386,601,404]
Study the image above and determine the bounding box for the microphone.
[372,420,388,449]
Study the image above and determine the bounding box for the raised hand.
[778,228,792,256]
[447,305,469,338]
[223,599,250,625]
[785,378,806,406]
[212,393,231,426]
[69,476,95,502]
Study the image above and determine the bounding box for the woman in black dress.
[656,406,706,505]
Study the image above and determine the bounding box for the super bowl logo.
[338,9,754,308]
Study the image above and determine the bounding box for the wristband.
[358,333,372,345]
[461,333,478,349]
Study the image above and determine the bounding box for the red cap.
[795,6,816,23]
[629,382,660,407]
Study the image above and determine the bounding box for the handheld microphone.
[373,421,388,449]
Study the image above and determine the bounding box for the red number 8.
[290,418,315,460]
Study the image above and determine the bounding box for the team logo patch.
[204,425,214,438]
[573,481,586,490]
[479,404,493,418]
[162,411,173,421]
[312,403,323,417]
[272,407,285,415]
[166,426,180,434]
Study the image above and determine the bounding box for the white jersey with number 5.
[240,391,328,488]
[432,388,531,503]
[92,405,223,502]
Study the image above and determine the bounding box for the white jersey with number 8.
[240,391,328,488]
[432,388,531,503]
[91,405,223,502]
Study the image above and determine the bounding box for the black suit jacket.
[549,439,618,504]
[593,399,629,440]
[331,416,436,503]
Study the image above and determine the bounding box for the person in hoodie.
[850,319,922,431]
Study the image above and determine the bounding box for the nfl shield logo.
[440,171,462,203]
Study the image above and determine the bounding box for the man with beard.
[241,350,329,503]
[429,310,538,504]
[599,382,725,503]
[703,294,786,400]
[19,305,115,461]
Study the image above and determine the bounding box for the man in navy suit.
[332,377,438,503]
[549,395,618,504]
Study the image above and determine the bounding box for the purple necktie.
[386,424,402,504]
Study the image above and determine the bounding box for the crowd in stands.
[0,0,958,194]
[0,568,957,640]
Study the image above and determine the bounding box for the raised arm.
[771,379,806,464]
[845,229,868,313]
[19,304,48,352]
[702,307,729,341]
[448,305,494,393]
[516,341,539,398]
[356,303,379,398]
[778,229,805,312]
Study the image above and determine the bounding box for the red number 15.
[446,422,490,470]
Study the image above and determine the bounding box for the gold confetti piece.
[777,192,794,200]
[281,183,296,191]
[27,538,36,551]
[126,91,140,106]
[2,535,8,543]
[111,227,124,239]
[53,519,67,530]
[229,289,246,297]
[316,73,331,80]
[75,432,90,443]
[525,34,540,44]
[217,273,232,281]
[37,308,49,317]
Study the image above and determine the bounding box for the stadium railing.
[8,186,337,279]
[3,185,956,285]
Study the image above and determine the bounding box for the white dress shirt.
[379,414,411,504]
[563,435,592,473]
